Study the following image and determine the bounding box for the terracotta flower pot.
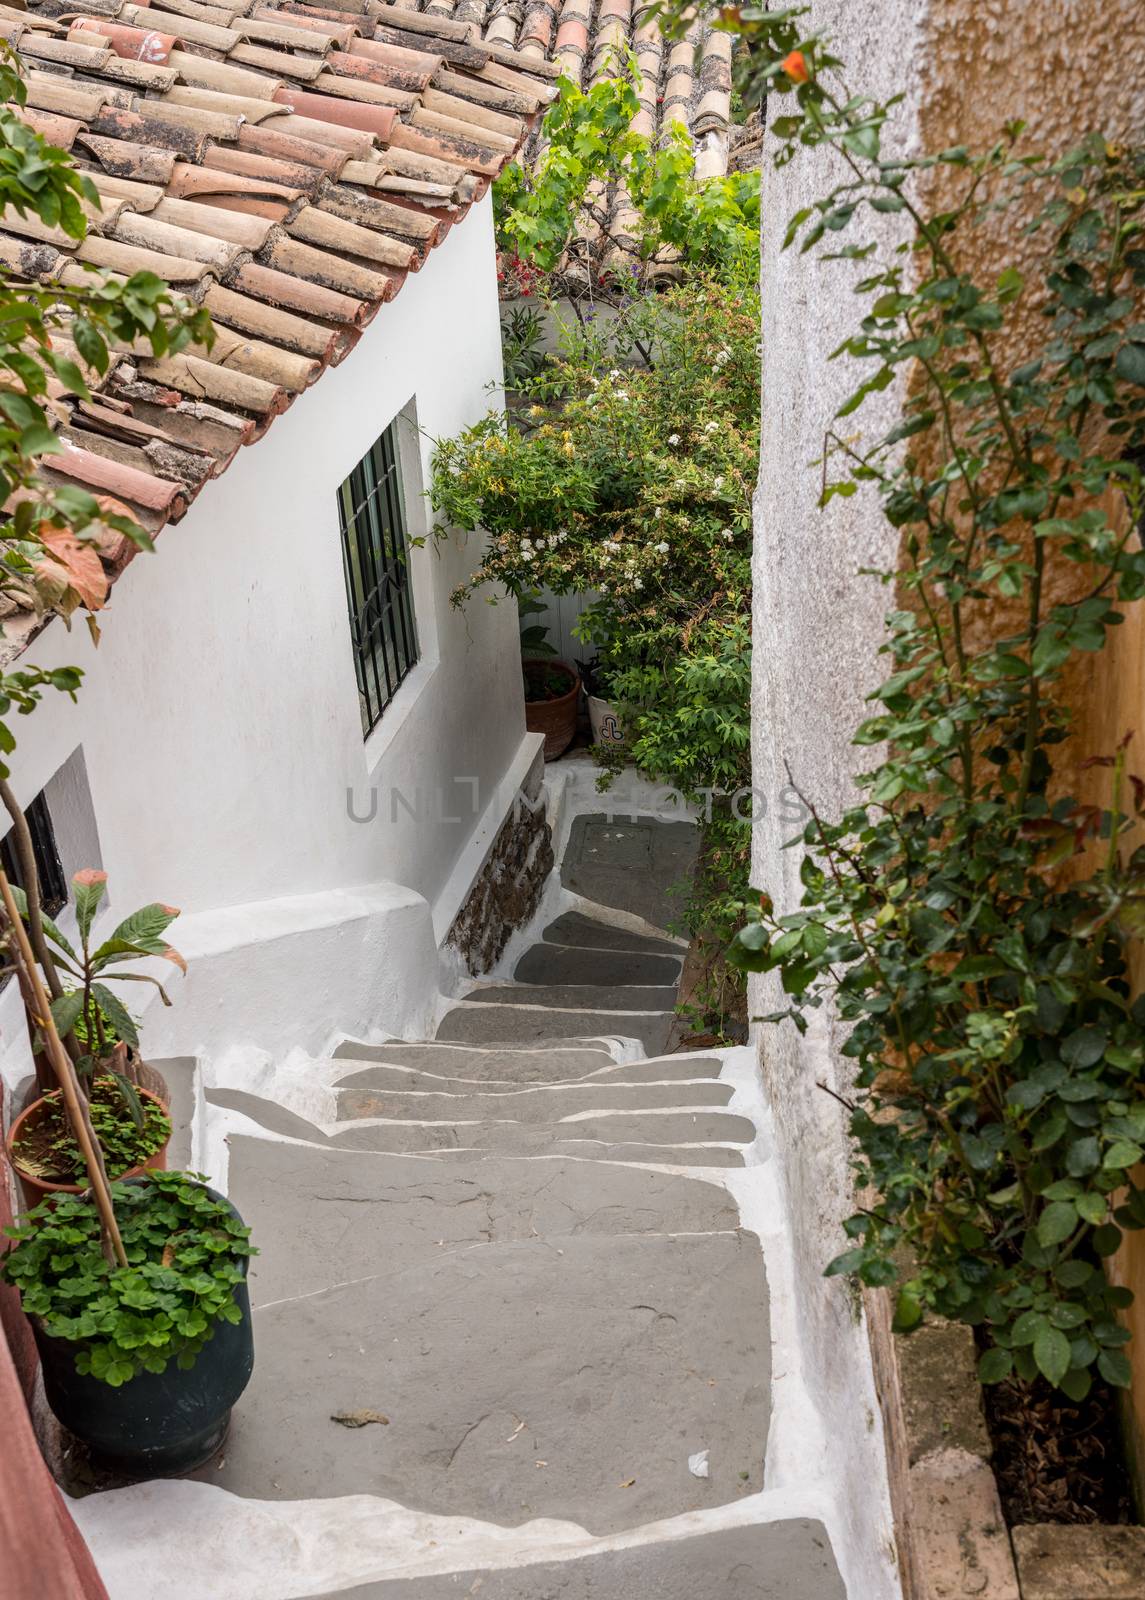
[6,1086,170,1211]
[524,658,580,761]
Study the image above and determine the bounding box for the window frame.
[337,420,421,737]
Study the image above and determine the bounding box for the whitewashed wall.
[0,195,537,1078]
[751,3,915,1595]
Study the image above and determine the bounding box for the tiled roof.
[0,0,558,648]
[419,0,734,181]
[410,0,735,280]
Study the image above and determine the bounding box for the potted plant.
[519,596,579,760]
[579,656,628,752]
[0,1169,256,1473]
[6,868,185,1203]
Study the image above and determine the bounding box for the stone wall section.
[446,749,554,975]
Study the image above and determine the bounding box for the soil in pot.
[7,1074,171,1199]
[524,658,579,761]
[982,1371,1137,1525]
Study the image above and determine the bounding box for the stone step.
[207,1087,333,1143]
[333,1039,615,1068]
[562,814,699,931]
[196,1230,770,1537]
[335,1080,734,1124]
[208,1099,751,1164]
[303,1521,845,1599]
[332,1055,724,1094]
[423,1141,748,1169]
[329,1108,755,1155]
[513,943,682,988]
[463,982,679,1014]
[436,1004,674,1055]
[542,909,684,954]
[334,1044,618,1084]
[225,1135,744,1308]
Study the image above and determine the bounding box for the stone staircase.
[75,816,848,1597]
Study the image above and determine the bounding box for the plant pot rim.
[6,1085,171,1197]
[523,657,579,706]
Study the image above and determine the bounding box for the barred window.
[337,420,420,736]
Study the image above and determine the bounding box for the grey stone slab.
[514,945,682,988]
[436,1006,673,1056]
[333,1057,724,1095]
[418,1143,747,1168]
[152,1056,196,1170]
[225,1136,741,1306]
[543,912,684,954]
[207,1088,331,1144]
[584,1056,725,1084]
[562,816,700,932]
[201,1231,769,1535]
[327,1110,754,1157]
[464,983,678,1015]
[302,1520,844,1599]
[335,1081,732,1124]
[332,1043,617,1081]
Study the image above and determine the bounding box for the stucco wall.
[753,0,1145,1585]
[0,193,532,1074]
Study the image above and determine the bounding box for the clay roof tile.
[5,0,554,640]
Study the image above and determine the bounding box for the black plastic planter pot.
[32,1186,255,1476]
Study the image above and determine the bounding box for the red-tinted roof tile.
[5,0,555,644]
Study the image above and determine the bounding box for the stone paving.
[77,813,848,1596]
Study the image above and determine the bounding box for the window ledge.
[362,650,440,773]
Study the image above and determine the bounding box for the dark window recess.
[338,421,420,736]
[0,791,67,916]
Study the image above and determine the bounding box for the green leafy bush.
[1,1171,255,1386]
[433,278,758,1019]
[727,10,1145,1398]
[494,52,760,285]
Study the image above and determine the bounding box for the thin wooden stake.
[0,869,126,1268]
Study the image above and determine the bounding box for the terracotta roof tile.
[2,0,553,648]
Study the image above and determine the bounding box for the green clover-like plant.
[0,1171,256,1386]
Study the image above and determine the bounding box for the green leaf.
[1103,1140,1144,1170]
[7,885,78,961]
[1075,1193,1108,1226]
[1037,1202,1077,1248]
[89,984,140,1050]
[101,902,180,955]
[1033,1325,1071,1386]
[1114,341,1145,387]
[1097,1349,1132,1388]
[48,991,84,1041]
[72,870,108,943]
[1059,1367,1093,1402]
[978,1347,1013,1384]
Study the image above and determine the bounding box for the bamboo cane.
[0,869,126,1268]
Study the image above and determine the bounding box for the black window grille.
[338,421,419,736]
[0,791,67,916]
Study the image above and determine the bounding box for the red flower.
[782,49,810,83]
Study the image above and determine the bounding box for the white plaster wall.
[751,3,921,1596]
[0,194,533,1077]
